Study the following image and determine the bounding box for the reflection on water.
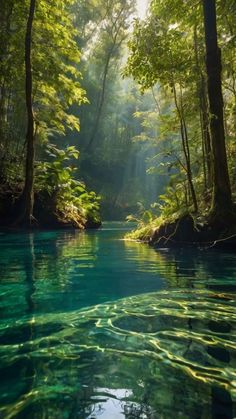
[0,222,235,418]
[0,224,166,320]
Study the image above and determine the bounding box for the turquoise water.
[0,222,235,418]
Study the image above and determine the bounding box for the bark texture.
[22,0,36,225]
[203,0,232,217]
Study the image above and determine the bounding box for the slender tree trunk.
[22,0,36,225]
[193,26,213,191]
[203,0,232,217]
[199,76,213,190]
[201,84,213,188]
[0,1,14,152]
[172,81,198,213]
[0,85,7,147]
[181,116,198,213]
[86,7,127,151]
[199,107,207,191]
[86,50,112,150]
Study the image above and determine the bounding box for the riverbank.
[126,213,236,249]
[0,184,101,230]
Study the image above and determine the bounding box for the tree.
[22,0,36,225]
[203,0,232,218]
[125,14,199,212]
[0,0,88,225]
[83,0,134,150]
[125,0,236,223]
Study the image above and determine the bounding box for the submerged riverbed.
[0,222,235,418]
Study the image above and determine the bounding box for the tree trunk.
[203,0,232,217]
[22,0,36,225]
[86,6,127,151]
[0,1,14,153]
[193,25,213,190]
[86,49,112,151]
[172,81,198,213]
[199,75,213,190]
[201,84,213,189]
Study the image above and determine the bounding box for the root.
[207,233,236,249]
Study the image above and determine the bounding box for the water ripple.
[0,289,235,418]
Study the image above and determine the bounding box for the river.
[0,222,235,418]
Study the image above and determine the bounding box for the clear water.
[0,222,235,418]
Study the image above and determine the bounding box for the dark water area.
[0,222,235,418]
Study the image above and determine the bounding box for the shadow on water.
[0,225,235,418]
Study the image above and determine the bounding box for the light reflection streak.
[0,287,236,416]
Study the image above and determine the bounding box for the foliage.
[0,0,103,227]
[1,0,236,228]
[0,0,168,222]
[35,145,101,227]
[125,194,190,241]
[126,201,161,240]
[124,0,236,234]
[0,0,87,152]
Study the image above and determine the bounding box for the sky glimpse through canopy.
[136,0,148,18]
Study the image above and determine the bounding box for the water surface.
[0,222,235,418]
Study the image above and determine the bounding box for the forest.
[0,1,236,418]
[1,0,236,246]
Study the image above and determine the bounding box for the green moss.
[125,210,190,242]
[126,225,153,241]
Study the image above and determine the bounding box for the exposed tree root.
[149,213,236,249]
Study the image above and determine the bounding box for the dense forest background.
[0,0,236,230]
